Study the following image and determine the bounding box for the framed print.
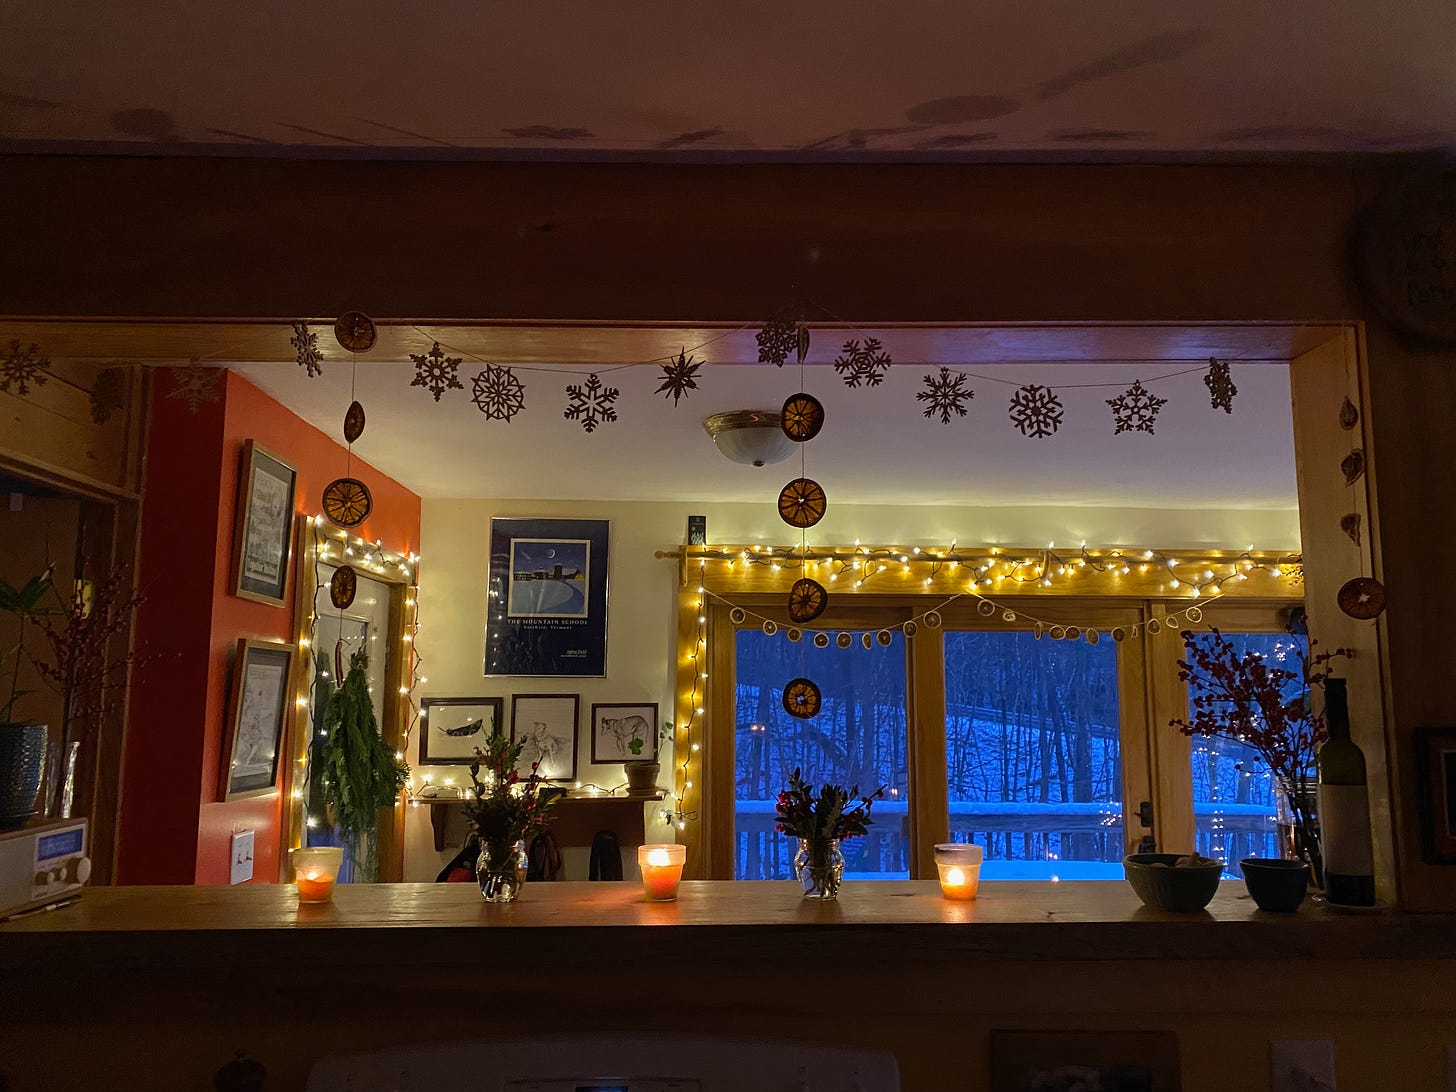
[230,440,297,606]
[509,694,579,782]
[989,1030,1181,1092]
[485,518,609,677]
[220,639,294,801]
[419,697,505,766]
[590,702,660,764]
[1415,726,1456,863]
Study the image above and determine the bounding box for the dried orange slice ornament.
[323,477,372,528]
[787,578,828,623]
[778,477,826,528]
[781,393,825,442]
[782,677,822,720]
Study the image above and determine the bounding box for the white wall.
[406,498,1300,880]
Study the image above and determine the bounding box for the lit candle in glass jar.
[291,846,343,904]
[637,843,686,901]
[934,842,983,901]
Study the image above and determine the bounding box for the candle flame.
[647,848,671,868]
[946,867,966,886]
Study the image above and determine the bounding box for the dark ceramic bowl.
[1240,857,1309,913]
[1123,852,1223,912]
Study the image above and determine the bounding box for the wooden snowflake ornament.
[917,367,973,423]
[472,365,526,422]
[756,316,801,367]
[410,342,465,401]
[1205,357,1237,413]
[833,337,892,388]
[655,349,703,406]
[1106,380,1168,435]
[564,372,620,432]
[1,340,49,396]
[290,322,324,377]
[1008,384,1064,438]
[165,359,223,415]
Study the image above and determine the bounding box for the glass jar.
[794,837,844,900]
[477,838,527,903]
[1276,775,1322,890]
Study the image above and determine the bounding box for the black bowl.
[1240,857,1309,913]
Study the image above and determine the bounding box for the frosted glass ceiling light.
[702,410,794,467]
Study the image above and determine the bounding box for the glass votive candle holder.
[934,842,983,901]
[291,846,344,904]
[637,843,687,902]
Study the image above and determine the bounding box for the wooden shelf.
[414,792,665,850]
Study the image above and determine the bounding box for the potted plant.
[774,767,885,900]
[464,731,562,901]
[623,721,671,796]
[1171,626,1351,890]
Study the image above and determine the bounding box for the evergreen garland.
[319,650,409,878]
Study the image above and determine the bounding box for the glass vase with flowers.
[1172,626,1351,889]
[464,731,562,902]
[774,767,884,900]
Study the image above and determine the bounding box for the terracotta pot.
[623,761,660,796]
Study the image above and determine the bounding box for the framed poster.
[485,518,609,676]
[230,440,297,607]
[590,702,660,764]
[220,639,293,801]
[1415,726,1456,863]
[509,694,579,782]
[419,697,505,766]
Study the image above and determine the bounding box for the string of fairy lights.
[659,540,1302,830]
[291,517,423,848]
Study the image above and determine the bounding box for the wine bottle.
[1317,678,1376,906]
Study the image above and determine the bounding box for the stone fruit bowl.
[1123,852,1223,912]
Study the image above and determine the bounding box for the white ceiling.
[2,2,1452,158]
[228,352,1297,509]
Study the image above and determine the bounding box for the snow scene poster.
[485,517,610,677]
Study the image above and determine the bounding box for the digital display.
[36,827,84,860]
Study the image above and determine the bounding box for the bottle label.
[1318,783,1374,876]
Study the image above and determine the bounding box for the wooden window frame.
[678,556,1301,880]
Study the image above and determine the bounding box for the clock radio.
[0,817,89,921]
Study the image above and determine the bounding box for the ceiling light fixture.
[702,410,794,468]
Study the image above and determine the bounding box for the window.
[944,631,1123,880]
[1187,630,1306,878]
[734,629,908,880]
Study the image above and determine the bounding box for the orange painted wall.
[120,369,420,884]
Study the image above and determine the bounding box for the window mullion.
[906,626,947,880]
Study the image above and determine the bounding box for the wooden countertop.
[3,880,1452,969]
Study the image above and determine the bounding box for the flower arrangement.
[1171,626,1351,876]
[774,767,885,843]
[464,731,562,860]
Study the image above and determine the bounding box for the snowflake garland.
[1204,357,1237,414]
[564,372,620,432]
[1008,384,1065,438]
[1106,379,1168,435]
[916,367,974,423]
[289,322,324,377]
[410,341,465,402]
[1,340,50,396]
[470,364,526,422]
[833,337,892,388]
[655,349,703,406]
[756,316,802,367]
[164,359,224,415]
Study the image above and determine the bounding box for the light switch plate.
[1271,1039,1335,1092]
[230,830,255,885]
